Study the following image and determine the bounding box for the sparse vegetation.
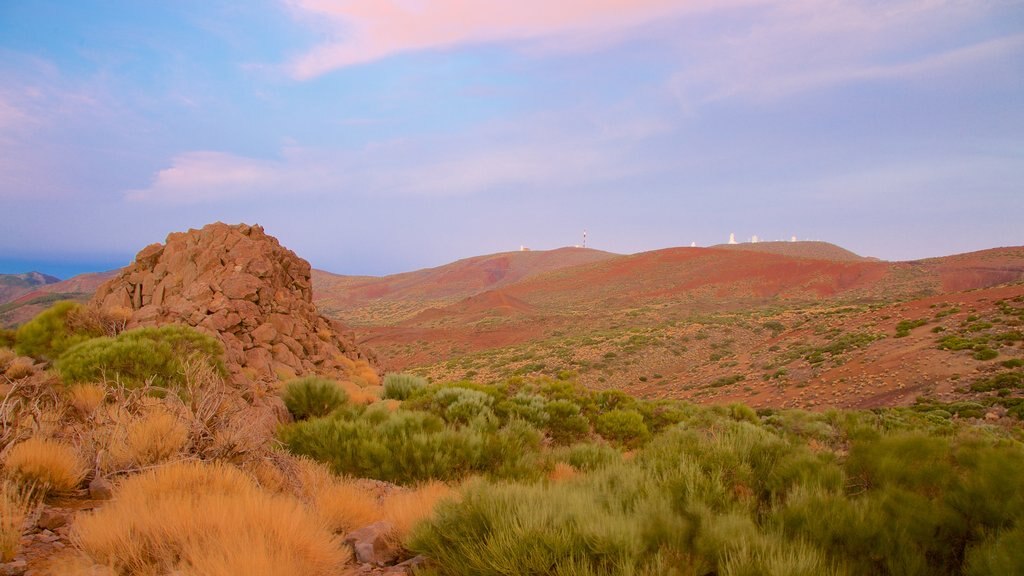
[56,324,224,390]
[4,437,86,494]
[383,372,428,400]
[72,461,351,575]
[282,376,349,420]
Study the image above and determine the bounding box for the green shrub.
[970,372,1023,392]
[544,400,590,445]
[974,348,999,361]
[279,405,542,484]
[55,325,223,389]
[282,377,348,420]
[382,373,427,400]
[0,329,15,348]
[594,409,650,448]
[497,392,549,427]
[551,443,621,472]
[15,302,103,361]
[965,525,1024,576]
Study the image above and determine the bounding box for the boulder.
[90,222,379,386]
[343,521,399,565]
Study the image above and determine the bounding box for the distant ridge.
[709,241,872,262]
[0,271,62,305]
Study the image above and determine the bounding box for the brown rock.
[89,477,113,500]
[344,521,399,565]
[89,222,379,386]
[251,323,277,345]
[36,509,67,531]
[222,273,262,300]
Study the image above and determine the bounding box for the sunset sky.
[1,0,1022,277]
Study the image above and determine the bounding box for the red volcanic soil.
[499,247,893,309]
[710,240,873,262]
[313,247,618,324]
[0,270,119,327]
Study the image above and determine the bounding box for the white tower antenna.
[583,230,587,249]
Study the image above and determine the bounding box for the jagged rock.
[1,559,27,576]
[382,555,429,575]
[88,477,113,500]
[91,222,379,386]
[35,509,67,531]
[344,521,399,565]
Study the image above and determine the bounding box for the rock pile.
[91,223,378,385]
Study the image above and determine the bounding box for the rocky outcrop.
[91,223,378,385]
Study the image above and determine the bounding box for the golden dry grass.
[381,481,453,543]
[0,480,34,562]
[548,462,578,482]
[107,411,188,471]
[337,380,380,406]
[313,480,382,534]
[4,437,85,493]
[337,356,379,387]
[73,461,351,575]
[0,348,15,371]
[67,384,106,416]
[3,358,34,380]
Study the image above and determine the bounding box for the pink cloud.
[286,0,764,78]
[124,151,285,204]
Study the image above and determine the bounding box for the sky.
[1,0,1022,278]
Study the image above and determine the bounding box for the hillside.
[709,240,873,262]
[0,272,61,305]
[334,244,1024,410]
[313,247,619,325]
[2,224,1023,576]
[0,271,118,328]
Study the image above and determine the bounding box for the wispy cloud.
[124,111,658,204]
[668,0,1017,106]
[284,0,765,78]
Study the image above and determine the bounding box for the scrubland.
[0,301,1022,574]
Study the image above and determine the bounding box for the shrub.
[594,409,650,448]
[56,325,224,390]
[497,392,550,427]
[280,406,542,484]
[283,377,349,420]
[4,438,86,494]
[67,383,106,416]
[382,481,454,543]
[382,373,427,400]
[544,400,590,445]
[551,442,621,472]
[0,481,36,562]
[974,348,999,361]
[0,348,14,371]
[0,330,14,349]
[310,479,382,534]
[107,411,188,471]
[3,357,34,380]
[72,461,350,575]
[15,302,103,361]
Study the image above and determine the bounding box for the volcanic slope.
[321,244,1024,408]
[0,272,61,304]
[710,240,873,262]
[313,246,618,325]
[0,271,118,327]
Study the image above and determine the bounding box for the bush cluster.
[55,325,224,390]
[279,404,542,484]
[410,414,1024,576]
[382,373,428,400]
[14,302,104,361]
[282,377,349,420]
